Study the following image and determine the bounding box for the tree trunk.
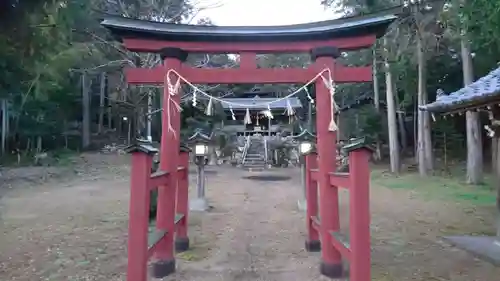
[82,73,91,149]
[1,99,7,155]
[384,38,400,173]
[393,84,407,153]
[461,36,483,184]
[98,72,106,134]
[397,111,407,152]
[417,33,433,175]
[372,51,382,161]
[413,93,418,160]
[493,137,497,173]
[208,146,217,165]
[107,106,112,129]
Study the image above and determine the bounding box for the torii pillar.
[311,46,343,277]
[151,47,188,277]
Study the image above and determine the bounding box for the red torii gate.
[102,12,396,281]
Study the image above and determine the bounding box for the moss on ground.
[371,169,496,205]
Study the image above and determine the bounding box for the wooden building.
[220,92,302,136]
[421,65,500,264]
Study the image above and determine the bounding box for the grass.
[371,168,497,205]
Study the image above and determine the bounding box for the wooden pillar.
[349,148,371,281]
[126,145,155,281]
[175,148,190,252]
[311,46,343,278]
[305,152,320,251]
[152,47,188,278]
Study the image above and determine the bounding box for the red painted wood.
[175,152,189,240]
[155,57,182,263]
[329,172,350,189]
[122,29,376,280]
[314,57,342,266]
[348,149,371,281]
[125,65,371,84]
[127,152,153,281]
[329,232,352,260]
[239,52,257,69]
[311,216,321,232]
[123,35,376,53]
[305,153,319,242]
[310,169,318,181]
[149,171,169,190]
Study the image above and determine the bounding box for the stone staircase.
[242,136,267,170]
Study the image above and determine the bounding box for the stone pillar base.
[297,199,307,211]
[189,198,209,211]
[151,259,175,278]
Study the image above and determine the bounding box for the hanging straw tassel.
[285,99,295,124]
[285,99,295,116]
[328,118,338,131]
[304,87,314,104]
[230,105,236,120]
[192,89,198,107]
[266,104,274,119]
[244,108,252,124]
[319,74,338,132]
[205,97,213,115]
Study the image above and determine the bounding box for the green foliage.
[319,0,500,163]
[0,0,201,156]
[432,117,465,159]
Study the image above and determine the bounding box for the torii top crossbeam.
[101,12,397,85]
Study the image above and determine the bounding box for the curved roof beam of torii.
[101,12,398,53]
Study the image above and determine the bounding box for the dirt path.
[164,168,323,281]
[0,156,499,281]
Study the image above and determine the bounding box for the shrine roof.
[421,66,500,113]
[220,96,302,110]
[337,95,386,113]
[100,12,397,43]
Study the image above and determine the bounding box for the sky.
[196,0,338,26]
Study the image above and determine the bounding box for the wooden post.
[99,72,106,134]
[147,90,153,142]
[175,149,190,252]
[82,72,91,149]
[349,147,371,281]
[312,47,342,278]
[152,48,186,278]
[126,146,154,281]
[305,152,320,251]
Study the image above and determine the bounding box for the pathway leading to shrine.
[165,168,322,281]
[0,154,499,281]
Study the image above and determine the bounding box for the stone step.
[243,163,266,167]
[243,158,266,162]
[243,162,266,166]
[244,163,265,166]
[245,153,264,158]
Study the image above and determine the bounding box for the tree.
[384,38,401,173]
